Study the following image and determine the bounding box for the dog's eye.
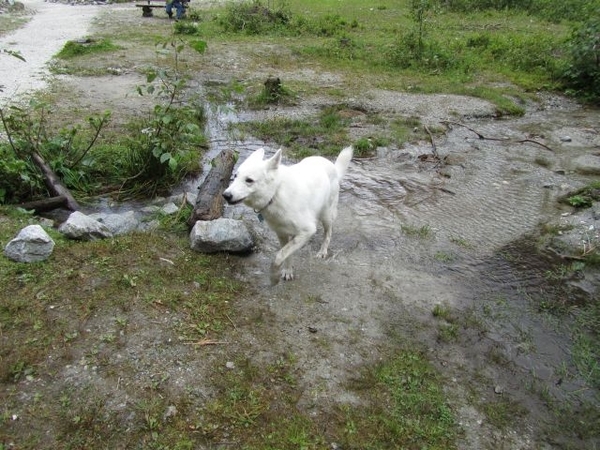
[245,177,254,184]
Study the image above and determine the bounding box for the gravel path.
[0,0,101,106]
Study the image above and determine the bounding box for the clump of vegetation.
[236,104,352,157]
[56,38,120,59]
[249,76,297,108]
[218,0,291,34]
[0,100,111,203]
[0,37,209,204]
[562,16,600,102]
[563,181,600,209]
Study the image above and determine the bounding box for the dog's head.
[223,148,282,209]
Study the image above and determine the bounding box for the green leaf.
[190,40,207,54]
[146,71,157,83]
[160,152,172,163]
[168,157,178,172]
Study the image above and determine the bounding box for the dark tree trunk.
[17,196,69,213]
[30,152,79,211]
[188,149,236,227]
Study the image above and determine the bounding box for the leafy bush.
[174,20,201,35]
[0,147,43,204]
[386,31,455,72]
[116,101,206,198]
[218,0,291,35]
[0,101,110,203]
[561,16,600,102]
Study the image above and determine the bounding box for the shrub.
[218,0,290,35]
[0,147,43,204]
[561,16,600,102]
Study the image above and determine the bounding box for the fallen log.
[188,149,236,227]
[17,196,69,213]
[31,152,80,211]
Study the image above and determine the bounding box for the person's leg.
[175,0,184,20]
[165,3,173,19]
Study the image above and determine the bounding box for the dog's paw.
[270,263,294,285]
[316,249,328,259]
[281,268,294,281]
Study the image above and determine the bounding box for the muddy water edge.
[214,92,600,449]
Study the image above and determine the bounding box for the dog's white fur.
[223,146,353,284]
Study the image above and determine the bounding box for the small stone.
[225,361,235,370]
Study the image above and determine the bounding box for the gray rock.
[4,224,55,262]
[190,218,254,254]
[572,154,600,175]
[58,211,113,241]
[89,211,139,235]
[161,202,180,215]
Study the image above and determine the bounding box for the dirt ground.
[2,1,600,449]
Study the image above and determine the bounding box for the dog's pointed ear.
[267,149,282,170]
[245,148,265,163]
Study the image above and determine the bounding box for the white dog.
[223,146,353,285]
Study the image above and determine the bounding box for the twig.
[441,120,554,152]
[185,338,228,346]
[424,125,438,157]
[225,313,237,330]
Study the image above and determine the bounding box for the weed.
[401,223,433,238]
[432,303,456,322]
[438,323,460,343]
[435,250,455,262]
[567,194,593,208]
[450,235,472,248]
[480,397,528,430]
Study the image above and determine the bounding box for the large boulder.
[190,218,254,254]
[89,211,140,235]
[58,211,113,241]
[4,224,55,262]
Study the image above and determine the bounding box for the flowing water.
[203,93,599,447]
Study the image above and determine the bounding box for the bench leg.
[141,5,153,17]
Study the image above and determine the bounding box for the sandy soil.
[0,0,101,105]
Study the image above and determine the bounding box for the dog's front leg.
[270,231,314,285]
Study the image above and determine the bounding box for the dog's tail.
[335,146,353,179]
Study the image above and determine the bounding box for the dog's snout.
[222,191,233,202]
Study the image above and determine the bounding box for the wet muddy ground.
[2,1,600,448]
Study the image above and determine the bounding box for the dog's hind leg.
[271,230,315,285]
[316,193,338,258]
[316,217,332,259]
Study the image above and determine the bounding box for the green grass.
[401,223,434,239]
[342,348,460,449]
[235,105,352,157]
[0,207,463,449]
[55,39,121,59]
[187,0,575,105]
